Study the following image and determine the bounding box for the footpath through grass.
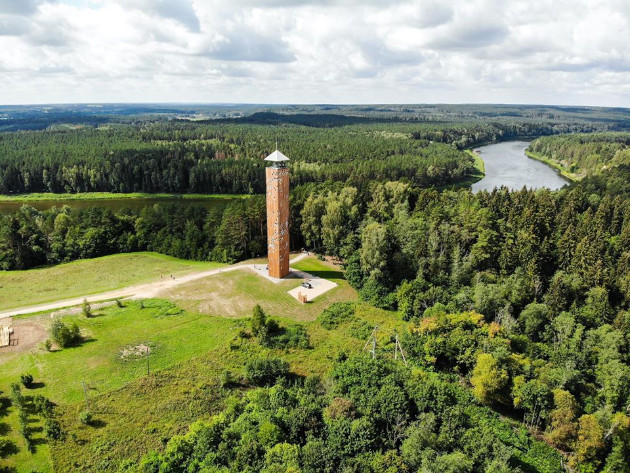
[0,252,225,311]
[162,256,357,321]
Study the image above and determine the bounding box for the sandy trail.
[0,253,310,320]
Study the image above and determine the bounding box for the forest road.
[0,253,309,320]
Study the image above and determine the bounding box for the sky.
[0,0,629,106]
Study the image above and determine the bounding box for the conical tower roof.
[265,150,290,162]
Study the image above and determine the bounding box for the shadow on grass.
[90,419,107,429]
[304,270,345,281]
[26,382,46,390]
[0,422,10,435]
[0,397,10,415]
[0,437,19,457]
[66,337,97,349]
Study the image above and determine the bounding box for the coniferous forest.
[2,104,630,472]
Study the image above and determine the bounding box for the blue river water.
[471,141,570,193]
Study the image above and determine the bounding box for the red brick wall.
[266,166,290,278]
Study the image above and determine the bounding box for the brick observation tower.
[265,149,290,278]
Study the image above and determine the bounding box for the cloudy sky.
[0,0,629,106]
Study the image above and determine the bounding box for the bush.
[349,320,374,341]
[272,325,310,349]
[20,373,34,388]
[50,319,82,348]
[10,383,23,408]
[44,418,64,440]
[318,302,356,329]
[82,298,92,318]
[244,357,290,386]
[43,339,52,351]
[79,410,93,425]
[220,370,234,388]
[33,395,55,417]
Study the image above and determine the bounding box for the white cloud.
[0,0,629,105]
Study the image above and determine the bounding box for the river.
[471,141,570,193]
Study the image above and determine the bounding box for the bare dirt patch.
[0,319,48,354]
[119,344,152,360]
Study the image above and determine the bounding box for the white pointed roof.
[265,150,290,162]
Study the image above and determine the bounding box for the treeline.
[0,123,477,194]
[528,132,630,178]
[0,116,612,195]
[0,198,267,270]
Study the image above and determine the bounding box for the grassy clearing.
[0,192,252,202]
[0,296,396,471]
[48,301,404,472]
[0,255,369,471]
[161,256,357,321]
[0,252,225,311]
[0,300,243,472]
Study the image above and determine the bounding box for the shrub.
[318,302,356,329]
[244,357,290,386]
[9,383,23,408]
[82,298,92,318]
[20,373,34,388]
[79,410,93,425]
[272,325,310,349]
[44,418,64,440]
[43,339,52,351]
[251,304,267,336]
[50,319,82,348]
[220,370,234,388]
[33,395,55,417]
[349,320,374,341]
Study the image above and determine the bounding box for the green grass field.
[163,256,357,321]
[0,254,363,471]
[0,192,252,202]
[0,252,225,311]
[0,254,400,472]
[0,300,245,471]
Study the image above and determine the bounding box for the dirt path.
[0,253,310,320]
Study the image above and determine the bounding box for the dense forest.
[1,102,627,195]
[528,133,630,179]
[3,106,630,471]
[138,353,563,473]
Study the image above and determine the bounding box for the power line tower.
[364,326,378,359]
[393,331,408,365]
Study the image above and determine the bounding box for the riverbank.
[524,150,578,182]
[0,192,253,202]
[435,149,486,190]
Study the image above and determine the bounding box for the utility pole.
[394,331,407,365]
[364,326,378,359]
[82,381,89,410]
